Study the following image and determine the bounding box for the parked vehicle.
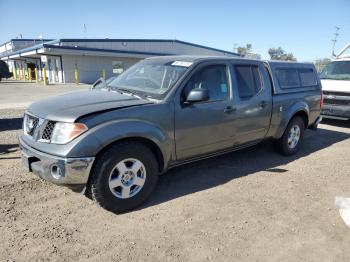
[19,56,322,213]
[0,60,13,81]
[320,44,350,120]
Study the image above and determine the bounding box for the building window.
[112,61,125,75]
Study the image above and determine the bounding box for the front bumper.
[321,104,350,120]
[19,136,95,185]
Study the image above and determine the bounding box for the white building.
[0,38,238,84]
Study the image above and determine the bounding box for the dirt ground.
[0,108,349,262]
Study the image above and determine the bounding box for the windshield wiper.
[114,87,146,100]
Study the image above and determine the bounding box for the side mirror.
[91,77,106,90]
[185,88,210,103]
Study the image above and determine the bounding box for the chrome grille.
[25,114,39,136]
[41,121,56,141]
[323,98,350,106]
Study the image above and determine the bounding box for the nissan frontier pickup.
[20,56,322,213]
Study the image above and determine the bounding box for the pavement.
[0,80,89,109]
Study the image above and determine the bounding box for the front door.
[174,63,236,160]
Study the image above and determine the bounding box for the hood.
[321,79,350,93]
[27,90,153,122]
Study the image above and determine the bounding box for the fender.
[274,101,310,139]
[66,119,173,168]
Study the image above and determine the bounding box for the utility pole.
[331,26,340,58]
[83,24,87,38]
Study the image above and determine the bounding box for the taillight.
[320,91,324,109]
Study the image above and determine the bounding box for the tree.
[268,47,297,61]
[236,43,252,57]
[314,58,331,72]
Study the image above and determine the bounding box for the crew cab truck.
[19,56,322,213]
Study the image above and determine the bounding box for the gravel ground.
[0,109,349,262]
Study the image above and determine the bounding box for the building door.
[27,62,36,80]
[47,58,53,83]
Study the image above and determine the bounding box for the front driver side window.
[183,65,229,102]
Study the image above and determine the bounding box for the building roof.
[0,38,239,60]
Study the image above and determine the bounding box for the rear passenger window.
[275,68,300,88]
[299,68,317,86]
[235,65,262,99]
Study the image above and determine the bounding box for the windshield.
[108,60,190,99]
[319,61,350,80]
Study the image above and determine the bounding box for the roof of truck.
[145,55,254,62]
[145,55,314,66]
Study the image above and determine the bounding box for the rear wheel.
[275,116,305,156]
[88,141,159,213]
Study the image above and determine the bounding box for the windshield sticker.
[171,61,193,67]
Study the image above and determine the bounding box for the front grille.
[323,91,350,106]
[323,98,350,106]
[25,114,39,136]
[24,114,56,142]
[323,91,350,97]
[41,121,56,141]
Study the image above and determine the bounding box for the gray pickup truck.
[20,56,322,213]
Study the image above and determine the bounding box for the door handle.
[259,101,267,108]
[224,106,236,114]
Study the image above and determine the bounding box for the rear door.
[230,61,272,144]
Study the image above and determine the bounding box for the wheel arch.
[93,137,165,173]
[292,110,308,128]
[274,102,310,139]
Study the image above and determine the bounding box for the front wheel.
[275,116,305,156]
[88,141,159,213]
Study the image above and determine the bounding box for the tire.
[275,116,305,156]
[88,141,159,213]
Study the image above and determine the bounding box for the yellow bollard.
[12,67,17,80]
[43,67,48,85]
[22,68,25,80]
[102,68,106,80]
[17,69,20,80]
[74,64,79,84]
[34,68,38,82]
[28,68,32,81]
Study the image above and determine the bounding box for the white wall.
[61,55,140,84]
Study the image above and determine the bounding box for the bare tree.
[268,47,297,61]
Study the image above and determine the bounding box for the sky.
[0,0,349,61]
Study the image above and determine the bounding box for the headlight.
[50,122,88,144]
